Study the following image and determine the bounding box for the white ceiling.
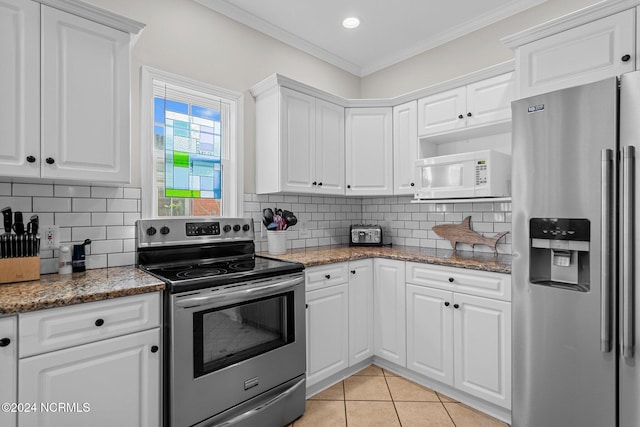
[194,0,546,77]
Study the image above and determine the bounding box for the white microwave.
[414,150,511,199]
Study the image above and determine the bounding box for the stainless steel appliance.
[511,71,640,426]
[349,224,383,246]
[414,149,511,199]
[136,218,306,427]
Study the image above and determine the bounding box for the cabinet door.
[406,285,454,386]
[393,100,418,195]
[348,259,374,366]
[18,328,160,427]
[373,258,406,366]
[0,317,17,427]
[466,72,513,128]
[517,9,635,99]
[345,108,393,195]
[0,0,40,179]
[453,293,511,409]
[417,86,466,136]
[281,88,316,193]
[306,283,349,387]
[315,99,345,195]
[41,5,131,182]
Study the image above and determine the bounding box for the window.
[141,67,243,218]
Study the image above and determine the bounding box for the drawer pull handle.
[151,345,159,353]
[453,304,460,309]
[444,302,450,307]
[325,274,331,279]
[448,277,454,283]
[95,318,105,327]
[0,338,10,347]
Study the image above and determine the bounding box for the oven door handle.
[175,276,304,308]
[215,376,305,427]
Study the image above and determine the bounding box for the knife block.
[0,257,40,284]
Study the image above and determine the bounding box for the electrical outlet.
[41,225,60,249]
[298,222,311,238]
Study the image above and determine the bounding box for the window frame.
[140,66,244,218]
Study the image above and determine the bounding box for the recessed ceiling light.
[342,17,360,29]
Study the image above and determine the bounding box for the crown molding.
[34,0,145,34]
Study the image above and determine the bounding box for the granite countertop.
[0,266,165,315]
[258,245,511,274]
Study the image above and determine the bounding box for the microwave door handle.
[174,276,304,308]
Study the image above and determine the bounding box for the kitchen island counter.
[258,245,511,274]
[0,266,165,315]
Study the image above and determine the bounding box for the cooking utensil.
[263,208,274,224]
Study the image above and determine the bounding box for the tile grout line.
[383,368,404,426]
[342,380,348,427]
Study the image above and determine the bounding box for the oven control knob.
[233,224,241,232]
[146,227,157,236]
[160,226,170,235]
[242,224,251,232]
[223,225,231,233]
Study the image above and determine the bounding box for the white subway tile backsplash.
[71,226,107,242]
[91,186,123,198]
[0,183,12,195]
[73,198,107,212]
[123,187,141,199]
[34,197,71,212]
[90,239,124,254]
[107,198,138,212]
[108,252,136,267]
[55,212,91,226]
[13,183,54,197]
[107,225,136,239]
[0,196,32,212]
[123,212,141,226]
[55,185,91,198]
[92,212,124,226]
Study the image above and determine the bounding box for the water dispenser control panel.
[529,218,590,291]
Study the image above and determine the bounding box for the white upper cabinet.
[393,101,419,195]
[417,73,514,138]
[255,87,345,195]
[0,0,143,183]
[0,0,40,179]
[41,5,131,182]
[508,8,635,99]
[345,107,393,196]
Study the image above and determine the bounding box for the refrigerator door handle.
[622,145,635,360]
[601,149,614,353]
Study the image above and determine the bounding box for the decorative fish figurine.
[432,216,509,255]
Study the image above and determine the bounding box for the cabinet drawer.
[305,263,349,291]
[19,292,160,357]
[406,262,510,301]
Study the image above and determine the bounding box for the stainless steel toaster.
[349,224,383,246]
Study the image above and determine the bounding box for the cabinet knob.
[453,303,460,309]
[347,185,351,189]
[306,304,309,309]
[467,112,472,117]
[448,277,454,283]
[622,54,631,62]
[45,157,55,165]
[325,274,331,279]
[410,182,415,187]
[312,181,317,186]
[151,345,159,353]
[318,182,323,186]
[351,270,356,274]
[26,155,36,163]
[444,302,450,307]
[95,318,105,327]
[458,114,464,119]
[0,338,10,347]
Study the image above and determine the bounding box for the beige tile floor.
[286,365,508,427]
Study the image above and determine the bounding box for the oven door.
[170,273,305,427]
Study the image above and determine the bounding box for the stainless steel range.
[136,218,306,427]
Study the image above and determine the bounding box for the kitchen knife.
[12,212,24,235]
[1,207,11,234]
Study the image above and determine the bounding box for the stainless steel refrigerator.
[511,71,640,427]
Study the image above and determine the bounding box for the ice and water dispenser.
[529,218,590,292]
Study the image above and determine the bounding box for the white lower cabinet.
[305,264,349,387]
[406,263,511,409]
[18,329,160,427]
[16,292,161,427]
[374,258,406,366]
[0,316,17,427]
[348,259,374,366]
